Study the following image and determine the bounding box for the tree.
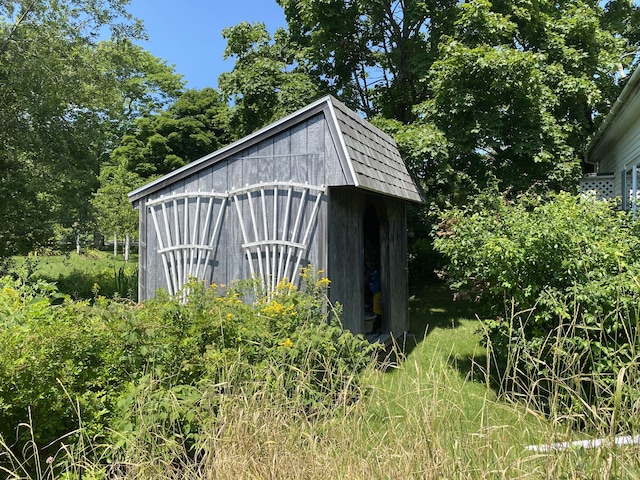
[0,0,183,256]
[97,88,232,251]
[272,0,640,197]
[417,0,638,194]
[112,87,232,178]
[92,160,143,259]
[218,22,320,137]
[277,0,458,121]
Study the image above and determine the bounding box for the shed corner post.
[137,197,148,302]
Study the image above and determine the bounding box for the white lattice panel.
[147,192,227,296]
[579,175,615,200]
[230,181,325,292]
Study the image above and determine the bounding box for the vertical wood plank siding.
[137,198,147,301]
[386,198,409,335]
[140,115,330,299]
[327,188,365,334]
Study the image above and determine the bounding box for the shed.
[128,95,423,337]
[584,66,640,210]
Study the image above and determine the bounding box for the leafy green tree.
[92,160,143,258]
[272,0,639,197]
[0,0,183,256]
[397,0,639,196]
[427,42,580,193]
[99,88,231,252]
[112,87,232,178]
[277,0,458,121]
[218,22,320,137]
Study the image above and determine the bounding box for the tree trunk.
[114,233,118,257]
[76,232,81,255]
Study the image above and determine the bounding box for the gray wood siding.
[327,188,365,334]
[129,96,422,205]
[136,198,148,301]
[139,114,332,300]
[385,198,409,335]
[326,188,409,335]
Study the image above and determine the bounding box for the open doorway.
[363,201,383,335]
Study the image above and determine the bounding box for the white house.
[584,66,640,212]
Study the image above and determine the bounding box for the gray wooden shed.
[128,95,423,337]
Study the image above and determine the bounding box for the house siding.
[589,80,640,201]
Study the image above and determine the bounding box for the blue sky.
[127,0,287,90]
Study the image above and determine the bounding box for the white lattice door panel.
[147,192,227,295]
[230,182,325,291]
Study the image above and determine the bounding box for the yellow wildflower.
[279,337,294,348]
[1,287,20,308]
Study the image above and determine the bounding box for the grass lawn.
[11,249,138,300]
[351,283,640,478]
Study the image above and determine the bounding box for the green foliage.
[218,22,320,137]
[278,0,454,121]
[0,278,111,450]
[427,41,580,193]
[0,271,376,472]
[273,0,640,201]
[401,0,635,198]
[0,1,183,256]
[114,264,138,301]
[434,191,640,427]
[12,251,139,300]
[112,88,232,179]
[92,161,144,240]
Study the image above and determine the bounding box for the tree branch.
[0,0,37,58]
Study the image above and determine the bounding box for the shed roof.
[129,95,423,203]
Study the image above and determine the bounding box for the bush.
[0,270,377,472]
[0,278,112,450]
[434,191,640,429]
[113,272,378,446]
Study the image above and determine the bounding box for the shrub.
[0,278,112,451]
[114,272,378,447]
[434,191,640,429]
[0,270,377,472]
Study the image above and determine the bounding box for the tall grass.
[2,284,639,479]
[480,299,640,436]
[5,352,639,479]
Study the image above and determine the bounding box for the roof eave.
[586,65,640,165]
